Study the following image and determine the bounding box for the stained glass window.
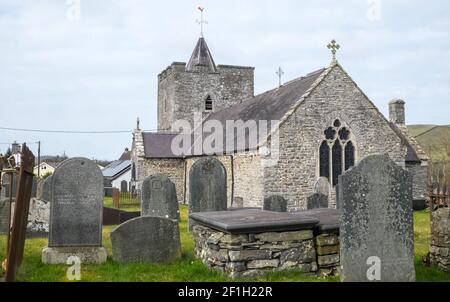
[345,141,355,171]
[319,141,329,179]
[332,141,342,186]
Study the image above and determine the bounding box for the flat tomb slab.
[189,209,319,234]
[291,209,340,234]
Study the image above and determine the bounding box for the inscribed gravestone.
[48,158,104,247]
[189,158,227,215]
[338,154,415,282]
[263,195,287,212]
[307,193,328,210]
[141,174,179,220]
[111,216,181,263]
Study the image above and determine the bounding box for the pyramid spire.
[186,37,217,72]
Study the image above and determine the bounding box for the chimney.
[389,99,405,125]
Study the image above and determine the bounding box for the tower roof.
[186,37,217,72]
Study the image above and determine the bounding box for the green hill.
[407,125,450,161]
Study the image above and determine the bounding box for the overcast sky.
[0,0,449,160]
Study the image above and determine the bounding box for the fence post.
[112,188,120,209]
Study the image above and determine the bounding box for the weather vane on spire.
[327,39,340,63]
[196,6,208,37]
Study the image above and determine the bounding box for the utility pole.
[37,141,41,177]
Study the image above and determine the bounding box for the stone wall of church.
[233,152,264,208]
[405,162,428,201]
[134,157,186,202]
[158,63,254,131]
[263,65,407,211]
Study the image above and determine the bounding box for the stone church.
[131,36,428,211]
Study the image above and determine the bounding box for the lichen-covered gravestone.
[189,157,227,229]
[141,174,179,220]
[263,195,287,212]
[42,158,107,264]
[338,154,415,282]
[111,216,181,263]
[307,193,328,210]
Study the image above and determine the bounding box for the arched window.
[205,95,213,111]
[319,119,356,186]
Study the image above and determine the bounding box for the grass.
[407,124,450,161]
[103,196,141,212]
[0,208,448,282]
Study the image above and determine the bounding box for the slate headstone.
[111,216,181,263]
[48,158,104,247]
[120,180,128,193]
[189,157,227,216]
[141,174,179,220]
[263,195,288,212]
[338,154,415,282]
[314,177,330,196]
[307,193,328,210]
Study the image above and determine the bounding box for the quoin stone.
[141,174,179,220]
[42,158,106,264]
[338,154,415,282]
[189,157,227,228]
[111,216,181,263]
[263,195,287,212]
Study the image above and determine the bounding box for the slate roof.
[186,37,217,72]
[102,160,131,179]
[142,133,188,159]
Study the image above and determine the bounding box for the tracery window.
[319,119,355,186]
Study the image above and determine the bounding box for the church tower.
[157,37,255,131]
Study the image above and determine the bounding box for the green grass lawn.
[0,208,448,282]
[103,196,141,212]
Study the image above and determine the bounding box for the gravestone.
[233,197,244,209]
[141,174,179,220]
[42,158,107,264]
[120,180,128,193]
[40,175,53,202]
[30,177,37,198]
[4,173,18,198]
[0,199,10,234]
[307,193,328,210]
[111,216,181,263]
[314,177,330,196]
[189,158,227,228]
[338,154,415,282]
[263,195,287,212]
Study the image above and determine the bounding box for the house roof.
[119,148,131,160]
[186,37,217,72]
[102,160,131,179]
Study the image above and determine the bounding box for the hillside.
[407,125,450,161]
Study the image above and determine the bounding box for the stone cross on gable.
[276,67,284,87]
[196,6,208,37]
[327,39,340,62]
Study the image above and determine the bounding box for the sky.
[0,0,449,160]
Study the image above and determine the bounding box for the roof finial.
[196,6,207,37]
[276,67,284,87]
[327,39,340,64]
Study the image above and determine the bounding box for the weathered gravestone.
[263,195,287,212]
[42,158,107,264]
[307,193,328,210]
[189,157,227,229]
[0,199,10,234]
[4,173,18,198]
[141,174,179,220]
[120,180,128,193]
[110,216,181,263]
[338,154,415,282]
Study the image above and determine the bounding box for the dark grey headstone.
[189,157,227,217]
[141,174,179,220]
[31,177,38,198]
[263,195,287,212]
[111,216,181,263]
[307,193,328,210]
[48,158,104,247]
[41,175,53,202]
[314,177,330,196]
[120,180,128,193]
[339,154,415,282]
[0,199,10,234]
